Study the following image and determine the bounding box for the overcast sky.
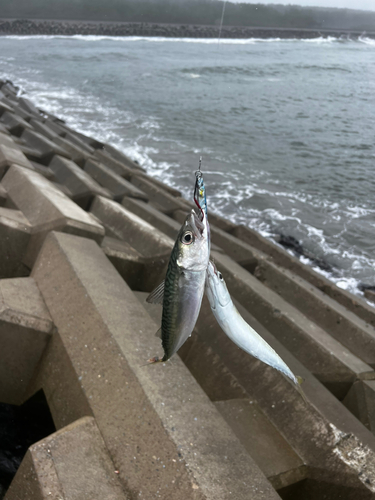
[231,0,375,11]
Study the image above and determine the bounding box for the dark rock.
[275,233,333,273]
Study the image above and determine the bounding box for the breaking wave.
[3,34,375,45]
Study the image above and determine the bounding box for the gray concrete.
[5,417,128,500]
[90,195,173,257]
[137,287,375,497]
[29,118,60,140]
[0,123,11,135]
[93,149,135,180]
[11,104,33,122]
[343,380,375,434]
[17,143,45,163]
[0,95,17,109]
[1,82,18,96]
[53,135,93,167]
[84,158,148,201]
[101,237,169,293]
[2,165,105,266]
[175,296,375,495]
[0,131,22,151]
[70,129,103,149]
[0,144,34,177]
[121,196,182,239]
[135,173,182,197]
[102,143,145,172]
[131,175,187,214]
[0,207,31,278]
[101,236,145,290]
[0,111,33,136]
[28,231,280,500]
[18,96,41,117]
[121,198,223,254]
[210,251,375,399]
[365,290,375,304]
[0,277,54,405]
[41,117,66,137]
[49,155,113,209]
[0,183,6,206]
[52,181,74,199]
[207,220,375,366]
[214,399,306,489]
[255,260,375,367]
[21,129,71,164]
[30,160,57,181]
[0,100,14,116]
[64,131,95,154]
[233,224,375,327]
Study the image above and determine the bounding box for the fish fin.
[154,327,162,339]
[146,281,165,305]
[142,356,164,366]
[295,375,308,404]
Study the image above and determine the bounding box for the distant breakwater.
[0,19,374,39]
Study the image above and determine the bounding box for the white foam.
[1,34,349,45]
[358,36,375,46]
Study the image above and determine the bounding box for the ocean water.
[1,34,375,299]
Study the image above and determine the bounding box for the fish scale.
[147,209,209,363]
[161,247,180,359]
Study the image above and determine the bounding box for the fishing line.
[218,0,227,45]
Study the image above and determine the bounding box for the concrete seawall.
[1,19,375,40]
[1,80,375,499]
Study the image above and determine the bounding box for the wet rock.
[275,233,333,273]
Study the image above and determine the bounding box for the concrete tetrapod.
[27,231,281,500]
[204,223,375,366]
[49,154,113,209]
[5,417,127,500]
[232,224,375,327]
[209,251,375,399]
[176,295,375,497]
[1,164,105,267]
[0,144,34,177]
[0,207,31,278]
[84,158,148,202]
[90,195,173,258]
[0,277,54,405]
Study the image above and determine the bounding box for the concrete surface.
[49,154,113,209]
[5,417,128,500]
[28,231,280,500]
[0,277,54,404]
[90,195,173,257]
[84,158,148,201]
[1,164,105,266]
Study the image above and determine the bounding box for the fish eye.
[181,231,193,245]
[218,272,223,280]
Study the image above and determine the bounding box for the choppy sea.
[1,34,375,300]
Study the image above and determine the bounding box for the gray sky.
[230,0,375,11]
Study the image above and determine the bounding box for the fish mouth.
[207,260,217,277]
[190,210,205,237]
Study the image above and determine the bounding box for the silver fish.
[147,210,209,363]
[205,260,303,390]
